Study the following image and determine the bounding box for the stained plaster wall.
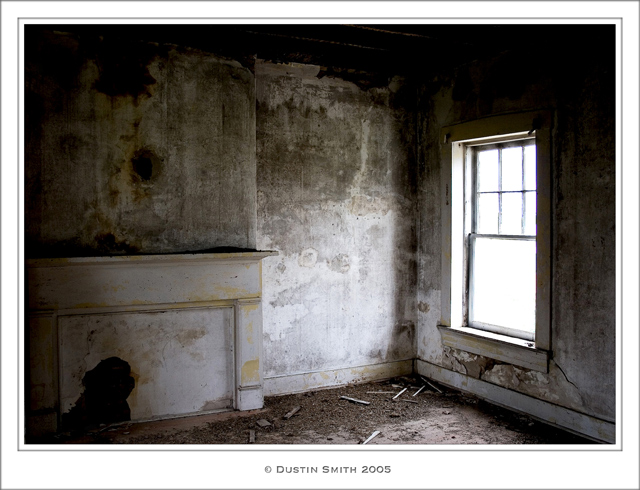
[26,27,615,431]
[416,35,616,422]
[25,29,258,435]
[256,62,417,390]
[25,29,257,258]
[26,29,420,415]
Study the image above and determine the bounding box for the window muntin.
[467,138,537,341]
[440,112,551,368]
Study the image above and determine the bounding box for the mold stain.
[246,321,254,344]
[242,303,259,314]
[129,299,150,305]
[329,253,350,273]
[213,285,251,299]
[92,38,164,102]
[418,302,430,313]
[298,248,319,268]
[104,284,126,293]
[241,359,260,384]
[175,328,207,347]
[94,232,140,255]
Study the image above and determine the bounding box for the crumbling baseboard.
[264,359,413,397]
[415,358,615,444]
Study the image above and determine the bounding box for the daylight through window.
[468,139,536,341]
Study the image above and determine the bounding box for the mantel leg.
[235,298,264,410]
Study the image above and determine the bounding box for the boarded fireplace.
[26,251,276,437]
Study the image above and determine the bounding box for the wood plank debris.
[366,391,395,394]
[413,386,425,397]
[248,430,255,443]
[340,396,370,405]
[402,399,418,404]
[392,387,408,400]
[283,406,301,420]
[421,376,443,393]
[362,430,381,445]
[391,384,403,388]
[256,419,272,428]
[425,381,442,393]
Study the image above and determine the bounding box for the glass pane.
[524,191,537,235]
[501,193,523,235]
[524,145,536,190]
[477,149,498,192]
[471,237,536,334]
[501,147,523,191]
[477,193,498,234]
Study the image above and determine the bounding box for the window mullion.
[497,147,503,234]
[471,150,478,233]
[467,148,478,326]
[521,145,526,234]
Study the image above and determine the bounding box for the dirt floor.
[39,375,594,445]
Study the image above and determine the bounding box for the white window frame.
[438,112,551,372]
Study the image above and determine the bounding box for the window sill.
[437,325,549,373]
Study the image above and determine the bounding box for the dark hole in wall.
[62,357,135,430]
[131,148,161,182]
[132,153,153,181]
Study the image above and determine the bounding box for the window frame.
[437,111,552,373]
[467,138,537,341]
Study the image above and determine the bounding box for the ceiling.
[31,23,608,79]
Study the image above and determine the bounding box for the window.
[438,112,551,372]
[468,138,536,341]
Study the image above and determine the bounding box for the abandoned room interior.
[24,23,616,445]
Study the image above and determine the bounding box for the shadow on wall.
[62,357,135,430]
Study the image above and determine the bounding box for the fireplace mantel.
[26,251,277,437]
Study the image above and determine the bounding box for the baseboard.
[415,359,616,444]
[264,359,413,397]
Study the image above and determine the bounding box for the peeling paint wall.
[416,31,616,421]
[256,61,417,384]
[26,26,615,432]
[25,29,257,257]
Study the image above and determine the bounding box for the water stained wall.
[256,61,417,387]
[24,26,616,439]
[25,28,257,258]
[416,30,616,422]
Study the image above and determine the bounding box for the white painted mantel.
[26,251,277,435]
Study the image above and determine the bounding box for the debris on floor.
[421,377,443,394]
[392,387,408,399]
[340,396,370,405]
[30,376,595,445]
[283,406,301,420]
[362,430,381,445]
